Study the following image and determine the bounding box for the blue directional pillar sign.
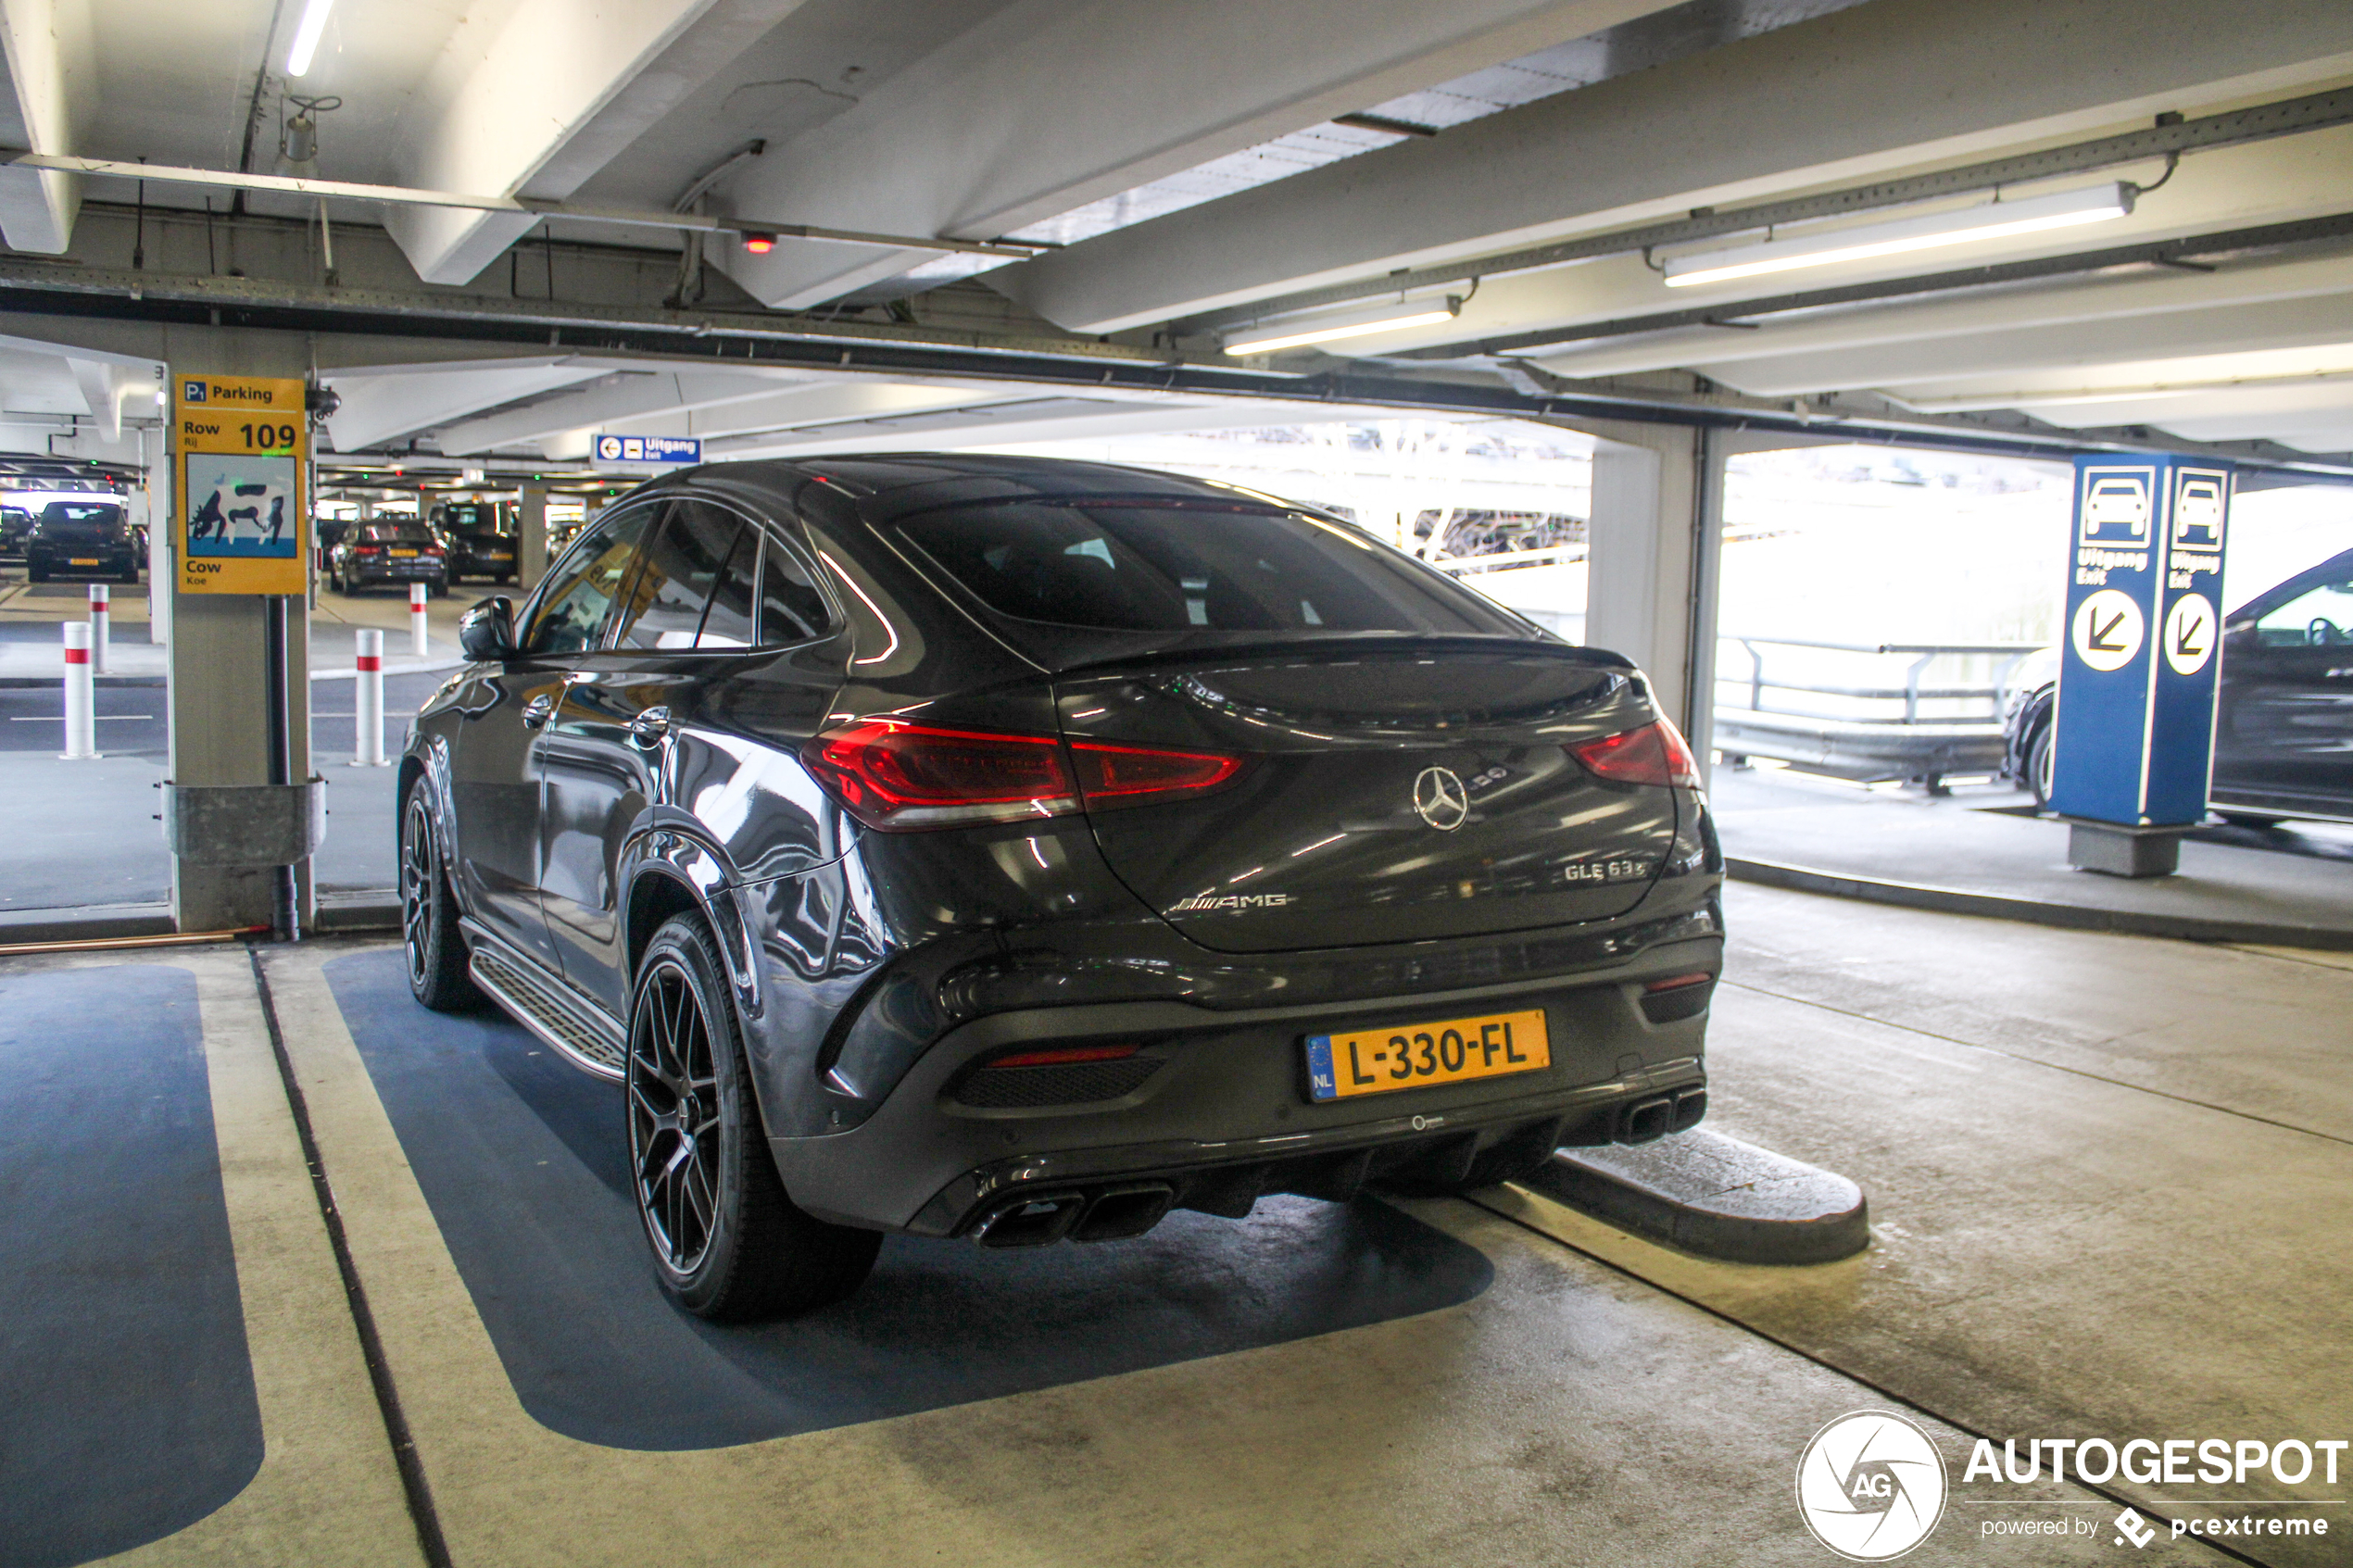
[2050,455,2232,826]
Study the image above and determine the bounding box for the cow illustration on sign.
[185,456,297,558]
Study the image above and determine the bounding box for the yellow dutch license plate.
[389,548,419,557]
[70,558,99,565]
[1304,1009,1549,1102]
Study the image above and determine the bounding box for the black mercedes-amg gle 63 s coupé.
[399,455,1723,1320]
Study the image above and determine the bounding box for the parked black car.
[400,457,1722,1320]
[431,500,520,584]
[2005,545,2353,824]
[24,498,139,583]
[331,519,449,595]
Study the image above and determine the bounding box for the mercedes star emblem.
[1413,766,1469,831]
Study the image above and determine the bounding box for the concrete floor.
[5,885,2344,1566]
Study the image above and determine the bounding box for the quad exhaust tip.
[974,1182,1177,1248]
[1617,1086,1707,1145]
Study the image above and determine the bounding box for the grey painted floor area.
[12,886,2347,1565]
[1712,767,2353,939]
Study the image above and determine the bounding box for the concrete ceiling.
[1,0,2351,463]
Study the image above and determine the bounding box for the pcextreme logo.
[1797,1411,1948,1561]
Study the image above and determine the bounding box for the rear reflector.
[1570,719,1702,789]
[983,1043,1141,1069]
[801,720,1077,830]
[803,720,1244,831]
[1068,739,1243,810]
[1643,972,1716,993]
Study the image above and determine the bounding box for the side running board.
[463,927,627,1080]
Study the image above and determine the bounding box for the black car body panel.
[404,456,1723,1242]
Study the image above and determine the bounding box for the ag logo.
[1795,1411,1947,1561]
[1412,766,1468,831]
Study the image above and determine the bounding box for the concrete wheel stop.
[1518,1129,1869,1265]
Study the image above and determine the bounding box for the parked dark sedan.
[24,498,139,583]
[2005,545,2353,824]
[331,519,449,595]
[399,456,1722,1320]
[430,500,520,584]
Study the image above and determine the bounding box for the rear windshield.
[439,505,510,535]
[360,522,433,543]
[40,502,124,529]
[892,497,1525,637]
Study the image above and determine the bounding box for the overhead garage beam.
[718,0,1685,310]
[323,361,614,452]
[1000,0,2353,333]
[433,368,806,456]
[385,0,812,286]
[0,0,89,253]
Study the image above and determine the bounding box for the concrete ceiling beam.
[433,368,806,455]
[323,362,616,452]
[1696,292,2353,397]
[0,0,92,252]
[998,0,2353,333]
[1528,250,2353,383]
[715,0,1684,310]
[384,0,813,285]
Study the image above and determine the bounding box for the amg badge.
[1170,892,1294,913]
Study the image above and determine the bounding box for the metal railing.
[1718,635,2041,725]
[1711,634,2045,787]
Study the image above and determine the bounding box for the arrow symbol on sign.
[2089,609,2130,652]
[2175,615,2206,658]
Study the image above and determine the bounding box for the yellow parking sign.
[177,374,308,595]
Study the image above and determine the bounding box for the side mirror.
[459,596,516,661]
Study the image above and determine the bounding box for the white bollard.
[61,622,96,759]
[87,582,108,674]
[409,582,430,658]
[353,628,387,766]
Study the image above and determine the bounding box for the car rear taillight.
[801,720,1245,831]
[1067,739,1243,811]
[801,721,1079,830]
[1570,719,1702,788]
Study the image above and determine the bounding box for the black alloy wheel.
[2027,721,2056,810]
[627,916,880,1320]
[400,781,482,1011]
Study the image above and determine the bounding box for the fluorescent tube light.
[1224,297,1460,356]
[285,0,336,77]
[1661,183,2135,289]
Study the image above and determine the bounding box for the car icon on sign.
[2082,476,2150,541]
[2174,478,2224,552]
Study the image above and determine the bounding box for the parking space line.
[84,947,422,1567]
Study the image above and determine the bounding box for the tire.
[26,560,46,583]
[400,779,484,1012]
[432,577,449,598]
[120,561,139,585]
[2218,812,2285,830]
[628,915,880,1321]
[2026,721,2056,810]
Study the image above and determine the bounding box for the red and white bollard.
[61,622,96,759]
[353,629,386,766]
[409,582,431,658]
[86,583,108,674]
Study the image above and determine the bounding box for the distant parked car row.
[321,500,522,596]
[2004,546,2353,827]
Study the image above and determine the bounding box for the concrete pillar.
[144,425,170,646]
[167,345,313,934]
[518,482,548,591]
[1571,420,1725,756]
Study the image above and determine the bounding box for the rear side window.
[755,537,830,644]
[613,500,744,650]
[892,497,1521,636]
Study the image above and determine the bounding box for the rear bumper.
[770,937,1717,1235]
[345,560,446,584]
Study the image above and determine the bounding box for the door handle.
[628,706,673,746]
[522,693,556,730]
